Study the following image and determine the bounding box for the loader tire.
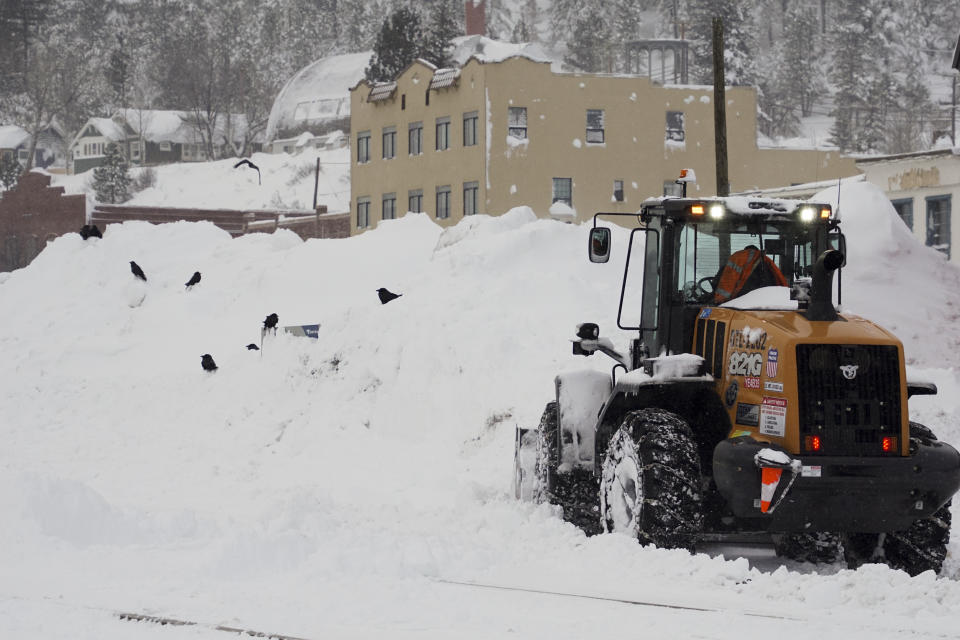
[774,532,843,564]
[532,402,559,504]
[600,408,703,550]
[533,401,602,534]
[843,422,952,576]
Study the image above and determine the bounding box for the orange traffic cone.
[759,467,783,513]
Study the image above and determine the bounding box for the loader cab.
[590,197,840,359]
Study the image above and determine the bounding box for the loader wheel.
[843,422,952,576]
[773,532,843,564]
[532,401,602,534]
[600,408,703,550]
[532,402,559,504]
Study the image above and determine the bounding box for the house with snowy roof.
[0,123,67,171]
[348,53,860,234]
[69,110,261,174]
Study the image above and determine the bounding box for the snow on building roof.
[118,109,200,144]
[429,68,460,89]
[88,117,129,142]
[0,125,30,149]
[367,81,398,102]
[265,51,371,142]
[450,34,553,66]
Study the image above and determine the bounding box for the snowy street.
[2,178,960,638]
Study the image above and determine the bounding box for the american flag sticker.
[766,348,779,378]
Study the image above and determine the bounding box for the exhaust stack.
[806,250,844,321]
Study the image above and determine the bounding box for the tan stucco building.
[856,149,960,262]
[349,55,858,235]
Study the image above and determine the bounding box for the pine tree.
[0,155,22,191]
[92,143,131,204]
[365,7,424,82]
[422,0,462,69]
[684,0,759,86]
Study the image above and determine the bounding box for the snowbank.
[4,178,960,637]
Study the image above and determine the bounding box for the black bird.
[377,287,402,304]
[246,343,260,351]
[233,158,261,185]
[201,354,218,371]
[185,271,201,288]
[263,313,279,330]
[80,224,102,240]
[130,261,147,281]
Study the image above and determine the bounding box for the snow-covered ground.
[51,145,351,215]
[3,171,960,638]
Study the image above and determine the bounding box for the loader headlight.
[709,204,725,219]
[799,206,816,222]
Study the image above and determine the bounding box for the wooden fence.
[89,204,350,240]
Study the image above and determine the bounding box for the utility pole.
[712,17,729,196]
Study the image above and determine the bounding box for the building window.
[613,179,624,202]
[586,109,605,143]
[130,141,141,160]
[666,111,685,142]
[382,126,396,159]
[357,196,371,229]
[463,111,478,147]
[436,185,451,219]
[663,180,683,197]
[159,141,172,151]
[508,107,527,139]
[892,198,913,231]
[357,130,371,163]
[926,195,951,259]
[552,178,572,205]
[463,181,478,216]
[408,122,422,155]
[408,189,423,213]
[436,116,450,151]
[382,193,396,220]
[17,148,28,162]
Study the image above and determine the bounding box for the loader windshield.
[675,219,817,304]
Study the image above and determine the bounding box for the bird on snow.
[185,271,201,288]
[263,313,279,330]
[80,224,102,240]
[201,354,218,372]
[233,158,261,185]
[377,287,402,304]
[246,343,260,351]
[130,261,147,281]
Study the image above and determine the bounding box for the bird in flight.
[377,288,402,304]
[130,261,147,281]
[185,271,201,288]
[233,158,261,185]
[201,354,218,371]
[246,343,260,351]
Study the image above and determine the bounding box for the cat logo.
[839,364,859,380]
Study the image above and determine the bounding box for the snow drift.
[2,185,960,637]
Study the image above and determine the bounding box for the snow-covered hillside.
[2,181,960,638]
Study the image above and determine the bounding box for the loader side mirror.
[828,232,847,267]
[589,227,611,263]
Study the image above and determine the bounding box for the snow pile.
[50,145,351,213]
[815,181,960,367]
[3,182,960,636]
